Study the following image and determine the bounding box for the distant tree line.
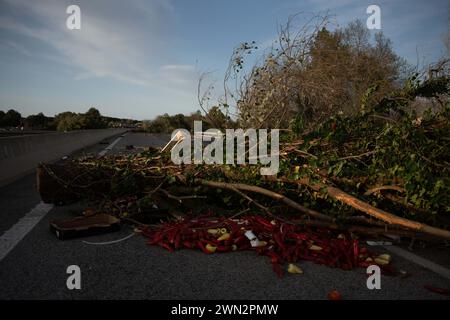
[0,109,22,127]
[0,107,139,131]
[0,106,232,134]
[141,107,233,133]
[53,108,106,131]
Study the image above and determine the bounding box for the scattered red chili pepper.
[254,216,275,231]
[327,290,342,300]
[158,242,174,252]
[423,285,450,296]
[216,245,232,252]
[272,262,284,278]
[142,214,385,277]
[196,240,211,254]
[273,232,286,251]
[174,233,181,249]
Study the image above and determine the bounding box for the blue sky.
[0,0,448,120]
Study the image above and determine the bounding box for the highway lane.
[0,132,449,299]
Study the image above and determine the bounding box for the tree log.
[196,179,332,221]
[265,176,450,240]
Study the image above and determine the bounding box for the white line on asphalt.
[0,134,126,262]
[0,202,54,262]
[98,134,126,157]
[383,245,450,280]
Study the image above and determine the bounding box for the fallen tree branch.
[160,189,207,203]
[264,176,450,240]
[196,179,333,221]
[364,185,405,196]
[294,219,437,241]
[228,187,274,216]
[338,150,376,161]
[344,216,391,227]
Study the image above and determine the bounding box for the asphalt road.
[1,132,449,300]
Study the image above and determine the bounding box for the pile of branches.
[37,118,449,243]
[37,77,450,251]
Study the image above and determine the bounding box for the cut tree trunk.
[264,176,450,240]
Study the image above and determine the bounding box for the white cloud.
[159,64,197,84]
[0,39,31,56]
[0,0,197,91]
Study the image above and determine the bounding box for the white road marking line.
[383,245,450,280]
[98,134,126,157]
[0,133,127,262]
[0,202,53,262]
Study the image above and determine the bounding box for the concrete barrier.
[0,129,127,187]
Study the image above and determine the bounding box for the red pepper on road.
[158,242,174,252]
[423,285,450,296]
[143,214,378,278]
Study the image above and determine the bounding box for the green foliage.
[54,108,106,131]
[55,112,83,131]
[25,112,55,130]
[84,107,106,129]
[72,74,448,227]
[237,17,410,129]
[414,77,450,98]
[142,110,228,134]
[290,77,450,221]
[0,109,22,127]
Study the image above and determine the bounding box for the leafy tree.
[84,107,105,129]
[149,114,172,133]
[26,112,48,129]
[141,111,221,133]
[234,16,411,130]
[55,112,79,131]
[54,108,108,131]
[0,110,5,127]
[0,109,22,127]
[207,106,228,128]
